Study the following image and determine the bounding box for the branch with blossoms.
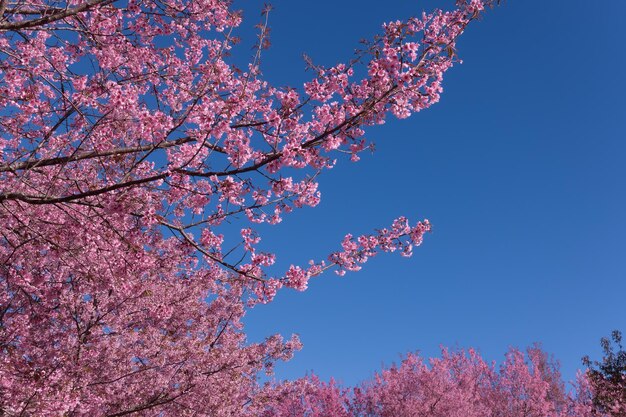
[158,215,430,304]
[248,217,431,303]
[0,0,492,217]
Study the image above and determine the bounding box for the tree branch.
[0,0,116,30]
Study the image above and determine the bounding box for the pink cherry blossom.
[0,0,499,414]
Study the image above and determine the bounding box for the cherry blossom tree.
[1,0,494,414]
[254,347,597,417]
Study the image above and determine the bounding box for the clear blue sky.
[239,0,626,387]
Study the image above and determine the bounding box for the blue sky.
[240,0,626,387]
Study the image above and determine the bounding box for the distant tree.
[254,346,596,417]
[583,331,626,416]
